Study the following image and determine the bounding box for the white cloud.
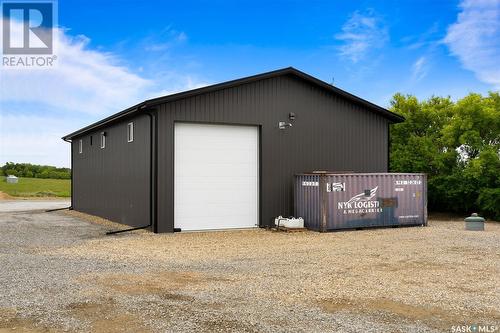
[0,20,154,116]
[335,10,388,63]
[175,31,188,43]
[143,27,188,52]
[411,56,429,81]
[0,113,73,167]
[0,19,206,167]
[444,0,500,89]
[401,22,440,50]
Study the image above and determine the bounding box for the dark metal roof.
[62,67,404,140]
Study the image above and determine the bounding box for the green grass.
[0,176,71,197]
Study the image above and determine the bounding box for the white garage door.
[174,123,259,231]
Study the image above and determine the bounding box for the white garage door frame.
[174,121,260,231]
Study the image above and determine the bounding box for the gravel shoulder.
[0,209,499,332]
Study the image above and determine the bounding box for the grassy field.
[0,176,71,197]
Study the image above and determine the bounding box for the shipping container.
[295,173,427,231]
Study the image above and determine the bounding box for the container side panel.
[320,173,426,230]
[295,175,321,231]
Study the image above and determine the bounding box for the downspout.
[146,107,158,233]
[106,106,158,235]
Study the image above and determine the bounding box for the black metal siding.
[72,115,151,227]
[155,74,390,232]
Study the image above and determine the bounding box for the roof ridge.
[62,67,404,140]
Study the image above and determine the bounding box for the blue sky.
[1,0,499,167]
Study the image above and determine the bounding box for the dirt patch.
[0,302,151,333]
[68,298,151,333]
[201,318,259,333]
[320,298,355,312]
[69,272,232,332]
[321,298,500,330]
[159,292,194,302]
[0,308,57,333]
[0,192,13,200]
[373,259,445,273]
[79,271,225,296]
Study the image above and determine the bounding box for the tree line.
[390,92,500,220]
[1,162,71,179]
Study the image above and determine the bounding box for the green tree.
[389,94,455,176]
[442,92,500,159]
[389,92,500,219]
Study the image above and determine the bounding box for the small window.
[127,122,134,142]
[78,139,83,154]
[100,132,106,149]
[90,135,93,146]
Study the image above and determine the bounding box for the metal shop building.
[62,67,404,233]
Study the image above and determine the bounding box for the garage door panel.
[176,204,256,218]
[175,186,257,198]
[176,197,256,209]
[179,148,258,164]
[179,137,257,148]
[175,158,258,171]
[175,152,257,165]
[174,123,259,231]
[176,216,256,230]
[176,178,258,186]
[176,165,258,177]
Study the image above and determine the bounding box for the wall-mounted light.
[278,121,293,130]
[289,112,296,121]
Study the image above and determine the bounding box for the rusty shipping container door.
[295,173,427,231]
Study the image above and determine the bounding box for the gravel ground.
[0,208,499,333]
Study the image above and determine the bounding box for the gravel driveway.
[0,207,498,333]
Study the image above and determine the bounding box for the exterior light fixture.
[278,121,293,130]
